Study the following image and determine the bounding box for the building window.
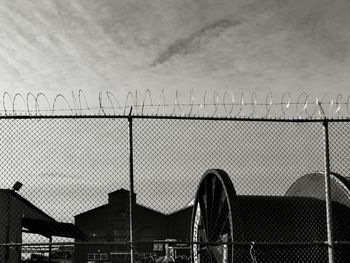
[88,253,108,260]
[153,243,164,252]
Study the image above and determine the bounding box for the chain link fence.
[0,115,349,263]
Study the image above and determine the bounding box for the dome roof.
[285,172,350,208]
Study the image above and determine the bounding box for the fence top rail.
[0,91,348,119]
[1,114,350,123]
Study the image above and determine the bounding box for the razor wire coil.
[0,90,349,119]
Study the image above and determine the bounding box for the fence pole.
[5,192,10,263]
[128,107,135,263]
[322,119,335,263]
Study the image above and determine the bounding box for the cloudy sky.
[2,0,350,243]
[1,0,350,113]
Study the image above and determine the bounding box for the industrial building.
[74,188,192,263]
[3,172,350,262]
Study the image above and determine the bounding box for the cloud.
[152,19,241,66]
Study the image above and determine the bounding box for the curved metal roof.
[285,172,350,208]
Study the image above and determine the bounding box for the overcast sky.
[1,0,350,114]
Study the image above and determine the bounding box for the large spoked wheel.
[191,169,243,263]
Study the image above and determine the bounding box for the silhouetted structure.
[191,170,350,263]
[0,189,83,263]
[74,189,192,263]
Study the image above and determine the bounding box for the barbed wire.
[0,89,348,119]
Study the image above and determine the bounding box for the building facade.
[74,189,192,263]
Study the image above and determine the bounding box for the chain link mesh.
[0,116,349,263]
[0,118,130,262]
[328,121,350,262]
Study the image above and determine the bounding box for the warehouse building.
[74,188,192,263]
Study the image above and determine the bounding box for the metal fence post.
[5,191,11,263]
[322,119,335,263]
[128,108,135,263]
